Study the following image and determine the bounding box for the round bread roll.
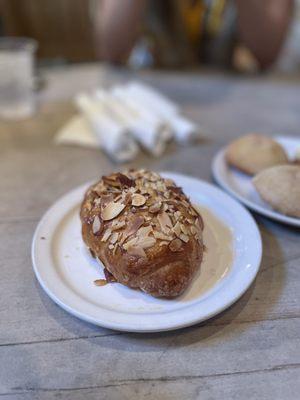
[253,165,300,218]
[225,133,288,175]
[80,169,204,298]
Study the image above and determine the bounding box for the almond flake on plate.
[94,279,107,286]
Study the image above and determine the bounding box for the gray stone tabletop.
[0,64,299,400]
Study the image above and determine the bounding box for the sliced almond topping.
[157,211,172,233]
[196,216,204,230]
[128,186,137,194]
[172,221,182,237]
[101,201,125,221]
[187,218,194,224]
[197,231,203,242]
[147,188,156,197]
[179,233,189,243]
[85,202,92,211]
[100,194,114,207]
[131,193,146,207]
[159,241,169,247]
[190,226,198,235]
[123,235,147,257]
[169,238,183,252]
[137,225,153,238]
[113,243,119,255]
[122,216,144,241]
[111,220,126,231]
[102,175,120,188]
[92,216,102,235]
[180,224,189,235]
[101,229,112,242]
[153,231,172,241]
[165,178,175,186]
[114,194,123,202]
[189,206,199,217]
[110,232,119,244]
[149,172,160,182]
[182,200,190,208]
[162,203,169,211]
[117,173,135,187]
[149,201,162,214]
[140,188,148,195]
[123,192,132,205]
[108,244,114,249]
[139,236,156,249]
[93,183,106,196]
[174,211,182,220]
[157,182,165,192]
[94,198,101,206]
[123,236,139,250]
[127,245,146,258]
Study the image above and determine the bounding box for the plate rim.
[32,172,262,332]
[212,137,300,227]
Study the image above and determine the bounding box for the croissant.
[80,169,204,298]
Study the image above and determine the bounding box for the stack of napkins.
[55,81,200,162]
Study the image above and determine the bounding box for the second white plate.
[32,172,262,332]
[212,136,300,227]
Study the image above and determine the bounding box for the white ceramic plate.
[212,136,300,227]
[32,172,262,332]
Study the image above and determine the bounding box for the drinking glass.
[0,37,37,120]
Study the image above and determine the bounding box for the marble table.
[1,64,299,399]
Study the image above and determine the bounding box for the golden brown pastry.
[225,133,288,175]
[253,165,300,218]
[80,169,204,298]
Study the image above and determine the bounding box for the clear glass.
[0,37,38,120]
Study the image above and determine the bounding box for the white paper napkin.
[74,93,138,163]
[54,115,98,148]
[109,86,172,156]
[54,81,202,162]
[125,81,200,143]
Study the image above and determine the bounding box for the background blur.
[1,0,299,74]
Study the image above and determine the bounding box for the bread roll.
[226,133,288,175]
[80,169,204,298]
[253,165,300,218]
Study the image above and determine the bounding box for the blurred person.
[92,0,294,71]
